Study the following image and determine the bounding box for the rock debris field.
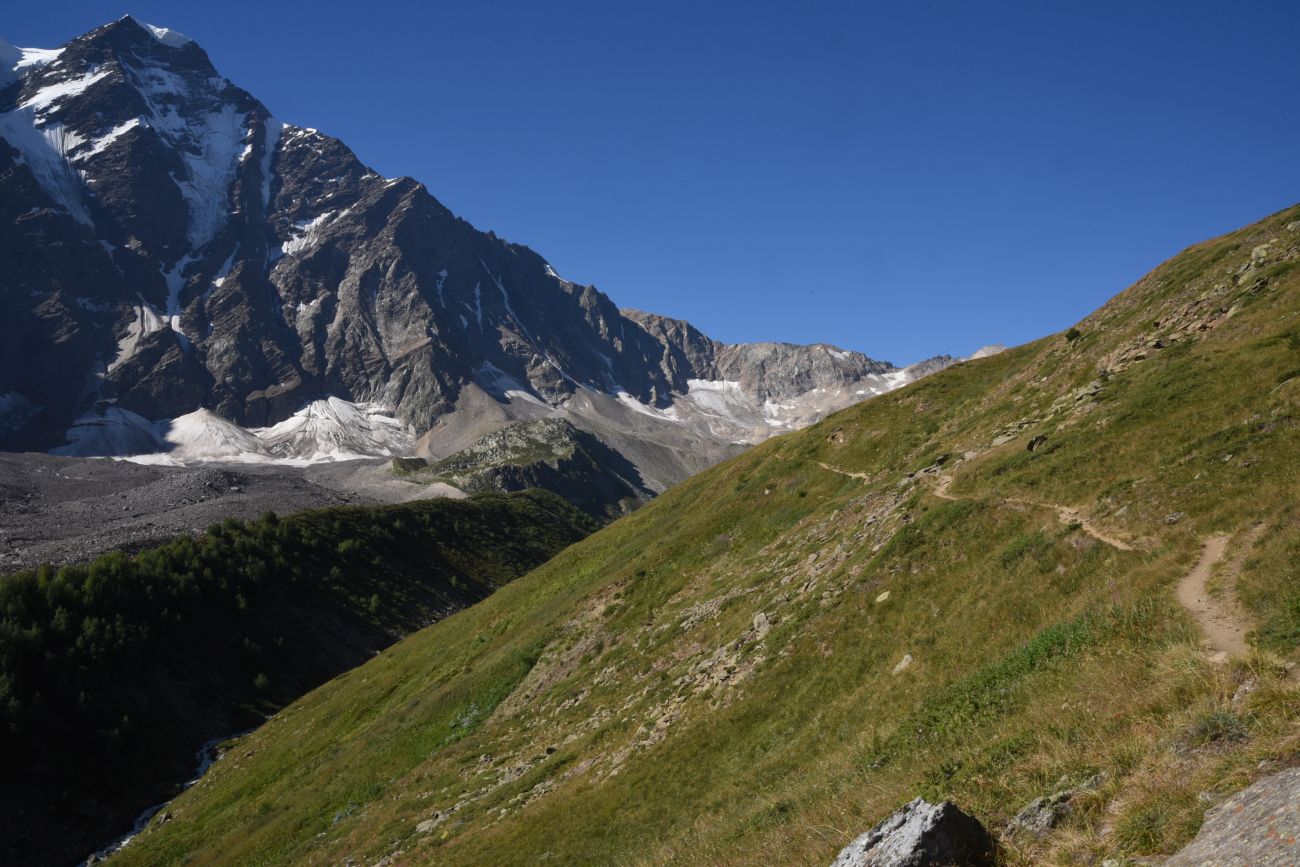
[0,452,381,572]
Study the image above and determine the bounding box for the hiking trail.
[816,461,1255,660]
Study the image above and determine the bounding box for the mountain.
[105,203,1300,865]
[0,17,972,482]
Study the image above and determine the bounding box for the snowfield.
[51,398,415,466]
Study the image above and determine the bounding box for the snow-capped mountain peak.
[125,16,194,48]
[0,18,986,473]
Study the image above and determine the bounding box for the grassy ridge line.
[116,203,1300,865]
[0,489,595,867]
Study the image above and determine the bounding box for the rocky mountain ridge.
[0,17,990,477]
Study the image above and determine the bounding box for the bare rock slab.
[831,798,995,867]
[1165,767,1300,866]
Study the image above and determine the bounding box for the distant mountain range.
[0,17,998,487]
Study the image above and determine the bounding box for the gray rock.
[1165,766,1300,866]
[1006,791,1072,837]
[831,798,995,867]
[1005,774,1104,838]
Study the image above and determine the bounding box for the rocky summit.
[0,16,968,478]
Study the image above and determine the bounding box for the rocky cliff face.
[0,17,973,473]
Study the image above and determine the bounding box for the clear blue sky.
[6,2,1299,364]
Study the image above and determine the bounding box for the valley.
[0,12,1297,867]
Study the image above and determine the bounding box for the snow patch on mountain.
[478,362,550,407]
[254,398,413,462]
[162,259,195,346]
[0,110,93,223]
[471,282,484,328]
[160,409,269,461]
[882,369,912,389]
[0,38,64,87]
[118,53,249,249]
[51,406,162,457]
[682,379,747,416]
[174,104,247,248]
[80,117,144,159]
[109,296,169,373]
[279,212,333,257]
[21,69,112,113]
[17,46,64,71]
[134,19,193,49]
[614,391,679,423]
[202,251,237,303]
[435,269,448,306]
[259,119,285,208]
[50,398,413,465]
[487,268,529,337]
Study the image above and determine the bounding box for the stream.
[82,727,257,865]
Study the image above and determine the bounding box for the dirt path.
[1007,498,1135,551]
[1175,535,1251,660]
[819,462,1256,659]
[819,462,1134,551]
[815,461,871,482]
[932,472,1134,551]
[933,473,954,499]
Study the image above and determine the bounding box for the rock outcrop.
[831,798,995,867]
[1164,767,1300,866]
[402,418,653,520]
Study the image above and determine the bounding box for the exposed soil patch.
[1175,534,1252,660]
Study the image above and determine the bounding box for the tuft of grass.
[1184,710,1248,747]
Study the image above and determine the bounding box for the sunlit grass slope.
[116,204,1300,865]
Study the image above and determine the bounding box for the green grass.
[112,204,1300,866]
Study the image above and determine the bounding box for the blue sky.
[6,2,1299,364]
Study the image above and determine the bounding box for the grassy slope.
[116,205,1300,866]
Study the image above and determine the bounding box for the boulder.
[1164,767,1300,866]
[1005,773,1105,838]
[830,798,995,866]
